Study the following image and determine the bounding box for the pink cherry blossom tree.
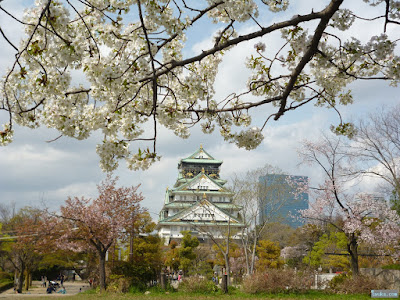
[47,175,145,291]
[298,134,400,275]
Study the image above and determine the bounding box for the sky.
[0,0,399,220]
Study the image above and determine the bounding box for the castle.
[157,146,245,244]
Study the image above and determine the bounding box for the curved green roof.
[181,158,222,164]
[180,146,222,164]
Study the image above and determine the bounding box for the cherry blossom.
[1,0,400,170]
[46,175,145,290]
[298,135,400,275]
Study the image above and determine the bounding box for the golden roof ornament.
[201,167,205,173]
[203,192,207,199]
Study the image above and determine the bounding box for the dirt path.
[0,280,91,298]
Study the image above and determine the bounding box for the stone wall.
[361,268,400,290]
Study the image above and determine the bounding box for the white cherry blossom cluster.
[246,7,400,130]
[232,111,252,127]
[246,54,283,98]
[201,121,216,134]
[254,42,266,52]
[365,34,395,61]
[2,0,400,171]
[126,149,160,171]
[207,0,258,23]
[330,122,356,139]
[388,1,400,19]
[280,28,320,77]
[230,126,264,150]
[385,57,400,84]
[96,140,129,171]
[363,0,400,13]
[331,9,355,31]
[0,124,13,146]
[262,0,289,12]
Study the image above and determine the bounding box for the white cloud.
[3,144,75,164]
[1,0,399,219]
[43,182,99,210]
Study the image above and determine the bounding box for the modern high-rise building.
[258,174,309,228]
[157,146,245,244]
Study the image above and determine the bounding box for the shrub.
[110,260,158,287]
[382,264,400,270]
[178,276,218,293]
[187,260,214,279]
[328,273,390,294]
[0,271,12,282]
[146,283,175,293]
[328,272,350,289]
[107,274,132,293]
[241,269,313,294]
[128,285,146,293]
[0,280,14,293]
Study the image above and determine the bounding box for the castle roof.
[180,145,222,165]
[159,196,242,225]
[173,170,229,192]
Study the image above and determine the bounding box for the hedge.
[0,280,14,293]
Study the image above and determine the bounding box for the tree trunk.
[221,274,228,294]
[24,271,30,291]
[160,272,166,290]
[129,231,134,262]
[98,250,107,291]
[17,263,24,293]
[73,268,84,280]
[241,231,250,275]
[250,232,257,274]
[249,215,258,274]
[225,218,231,287]
[224,253,230,288]
[347,234,359,276]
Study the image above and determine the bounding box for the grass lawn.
[6,290,372,300]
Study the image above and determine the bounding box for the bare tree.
[183,197,243,291]
[230,164,301,275]
[347,105,400,201]
[0,202,16,225]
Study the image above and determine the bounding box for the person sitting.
[46,286,55,294]
[57,287,66,294]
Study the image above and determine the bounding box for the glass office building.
[258,174,309,228]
